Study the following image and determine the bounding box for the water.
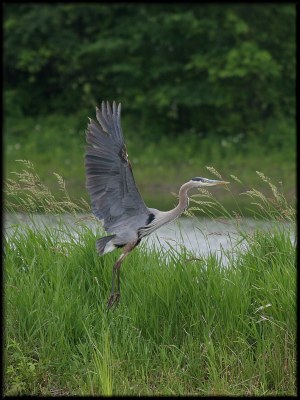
[4,213,295,265]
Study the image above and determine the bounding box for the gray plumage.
[85,101,229,308]
[85,101,152,249]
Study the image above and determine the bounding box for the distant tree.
[4,3,295,141]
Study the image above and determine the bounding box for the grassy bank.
[4,175,296,395]
[4,218,296,395]
[4,113,296,214]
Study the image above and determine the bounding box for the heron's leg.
[108,254,124,309]
[110,257,120,295]
[107,241,137,310]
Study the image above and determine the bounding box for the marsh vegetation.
[4,164,296,396]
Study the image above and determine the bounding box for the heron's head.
[190,177,229,187]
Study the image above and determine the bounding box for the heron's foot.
[107,292,120,310]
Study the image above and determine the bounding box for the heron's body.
[97,191,189,255]
[85,101,228,308]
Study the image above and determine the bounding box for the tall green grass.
[4,163,296,395]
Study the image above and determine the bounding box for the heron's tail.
[96,235,117,255]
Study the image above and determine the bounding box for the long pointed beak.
[208,179,230,185]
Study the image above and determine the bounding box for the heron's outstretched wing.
[85,101,150,235]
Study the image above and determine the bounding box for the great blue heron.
[85,101,229,308]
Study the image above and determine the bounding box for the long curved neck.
[153,181,194,227]
[170,181,193,218]
[140,181,194,237]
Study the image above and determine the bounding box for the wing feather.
[85,101,150,235]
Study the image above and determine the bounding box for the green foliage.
[4,214,296,395]
[4,340,40,396]
[4,112,295,214]
[4,4,295,142]
[4,169,296,395]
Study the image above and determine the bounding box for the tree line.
[4,3,295,142]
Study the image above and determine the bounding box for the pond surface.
[4,213,295,265]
